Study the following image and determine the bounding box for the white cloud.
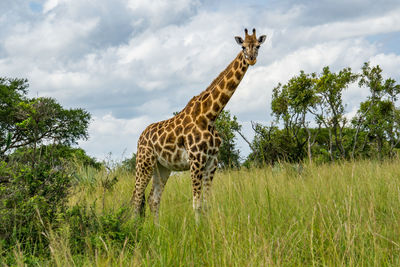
[1,0,400,160]
[229,39,377,119]
[80,114,152,159]
[43,0,62,13]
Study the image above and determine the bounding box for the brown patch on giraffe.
[235,72,241,80]
[218,79,225,89]
[193,134,201,143]
[194,161,200,168]
[165,123,173,132]
[209,137,214,147]
[193,128,201,142]
[154,143,162,152]
[159,132,166,145]
[151,133,158,142]
[184,123,194,134]
[206,112,215,121]
[211,88,220,100]
[198,140,207,151]
[174,125,183,135]
[233,61,239,70]
[187,134,194,146]
[197,115,208,130]
[226,70,233,79]
[164,144,175,152]
[213,102,220,113]
[177,136,184,147]
[140,139,148,146]
[166,132,176,144]
[238,53,243,60]
[242,66,246,72]
[201,92,210,100]
[219,92,230,105]
[201,97,212,112]
[203,132,211,140]
[183,115,192,125]
[184,106,192,114]
[226,80,237,91]
[192,102,201,118]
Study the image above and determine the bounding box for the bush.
[66,203,133,254]
[0,159,71,259]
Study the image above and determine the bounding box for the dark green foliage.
[249,63,400,165]
[0,77,95,262]
[0,77,91,157]
[352,63,400,159]
[246,124,307,165]
[9,144,101,170]
[66,203,132,254]
[0,157,71,256]
[121,153,136,172]
[215,110,241,169]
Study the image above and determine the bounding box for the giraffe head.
[234,28,266,65]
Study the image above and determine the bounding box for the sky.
[1,0,400,161]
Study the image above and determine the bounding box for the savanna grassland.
[15,159,400,266]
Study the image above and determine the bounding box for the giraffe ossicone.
[131,28,267,222]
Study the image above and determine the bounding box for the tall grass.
[35,160,400,265]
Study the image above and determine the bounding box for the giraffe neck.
[182,51,249,123]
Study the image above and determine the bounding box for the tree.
[247,122,300,165]
[353,63,400,159]
[271,71,319,162]
[214,110,242,169]
[0,77,93,255]
[315,66,358,160]
[0,77,91,158]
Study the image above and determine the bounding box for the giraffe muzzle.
[248,58,257,65]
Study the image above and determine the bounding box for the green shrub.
[66,202,133,254]
[0,159,71,260]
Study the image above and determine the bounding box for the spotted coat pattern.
[131,29,267,221]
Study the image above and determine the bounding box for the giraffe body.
[132,28,267,221]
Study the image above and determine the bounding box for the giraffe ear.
[258,35,267,44]
[234,36,244,45]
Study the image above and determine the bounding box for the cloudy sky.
[1,0,400,160]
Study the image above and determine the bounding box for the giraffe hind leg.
[202,156,218,211]
[148,162,171,222]
[131,147,156,217]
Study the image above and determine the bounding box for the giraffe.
[131,28,267,222]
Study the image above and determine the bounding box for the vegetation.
[214,110,241,169]
[0,78,94,262]
[1,60,400,265]
[2,159,400,265]
[246,63,400,165]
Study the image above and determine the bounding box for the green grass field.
[29,160,400,266]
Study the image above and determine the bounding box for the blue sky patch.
[29,1,42,13]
